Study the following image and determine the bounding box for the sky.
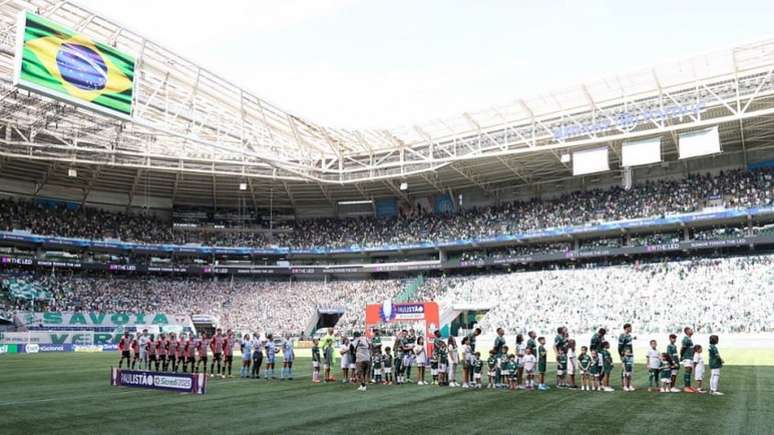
[78,0,774,130]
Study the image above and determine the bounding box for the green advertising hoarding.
[0,344,18,354]
[19,311,187,328]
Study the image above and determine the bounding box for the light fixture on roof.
[67,168,77,177]
[239,182,247,191]
[399,182,408,191]
[560,153,571,163]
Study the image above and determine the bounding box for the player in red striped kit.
[196,332,210,374]
[182,333,194,372]
[210,328,225,378]
[175,333,185,372]
[118,332,131,369]
[167,333,177,372]
[147,334,158,371]
[156,334,167,371]
[130,334,141,369]
[223,330,235,378]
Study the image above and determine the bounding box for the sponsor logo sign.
[39,344,69,352]
[74,345,103,352]
[385,303,426,321]
[552,100,705,141]
[25,343,39,353]
[111,368,206,394]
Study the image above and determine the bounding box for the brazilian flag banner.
[14,11,135,117]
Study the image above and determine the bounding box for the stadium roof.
[2,0,774,209]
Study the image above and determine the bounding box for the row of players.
[117,328,298,380]
[305,325,725,394]
[117,324,725,395]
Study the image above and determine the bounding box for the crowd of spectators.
[171,230,270,247]
[2,273,403,336]
[277,168,774,248]
[629,232,682,247]
[691,226,748,241]
[0,168,772,248]
[0,199,174,243]
[458,243,571,262]
[423,254,774,334]
[4,252,773,335]
[578,237,623,250]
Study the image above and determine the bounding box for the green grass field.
[1,353,773,435]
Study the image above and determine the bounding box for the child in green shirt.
[708,335,724,396]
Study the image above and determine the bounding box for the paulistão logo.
[379,300,395,322]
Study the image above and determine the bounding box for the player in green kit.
[589,349,601,391]
[402,330,416,383]
[659,353,673,392]
[505,354,518,390]
[383,347,393,385]
[553,327,568,356]
[320,328,336,382]
[472,352,483,388]
[708,335,724,395]
[493,328,506,387]
[556,350,567,388]
[394,330,405,384]
[680,327,696,392]
[371,330,382,349]
[578,346,592,391]
[429,331,443,385]
[537,336,549,391]
[436,338,448,386]
[617,323,634,389]
[622,349,635,391]
[666,333,680,392]
[371,350,383,384]
[600,341,614,391]
[526,331,537,360]
[486,349,497,389]
[553,327,568,388]
[590,328,606,353]
[370,330,382,383]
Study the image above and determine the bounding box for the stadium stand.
[2,272,404,336]
[1,168,773,249]
[3,252,773,335]
[422,254,774,334]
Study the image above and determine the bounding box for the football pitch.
[1,353,773,435]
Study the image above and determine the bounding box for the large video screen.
[13,11,135,118]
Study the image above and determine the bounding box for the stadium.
[1,0,774,434]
